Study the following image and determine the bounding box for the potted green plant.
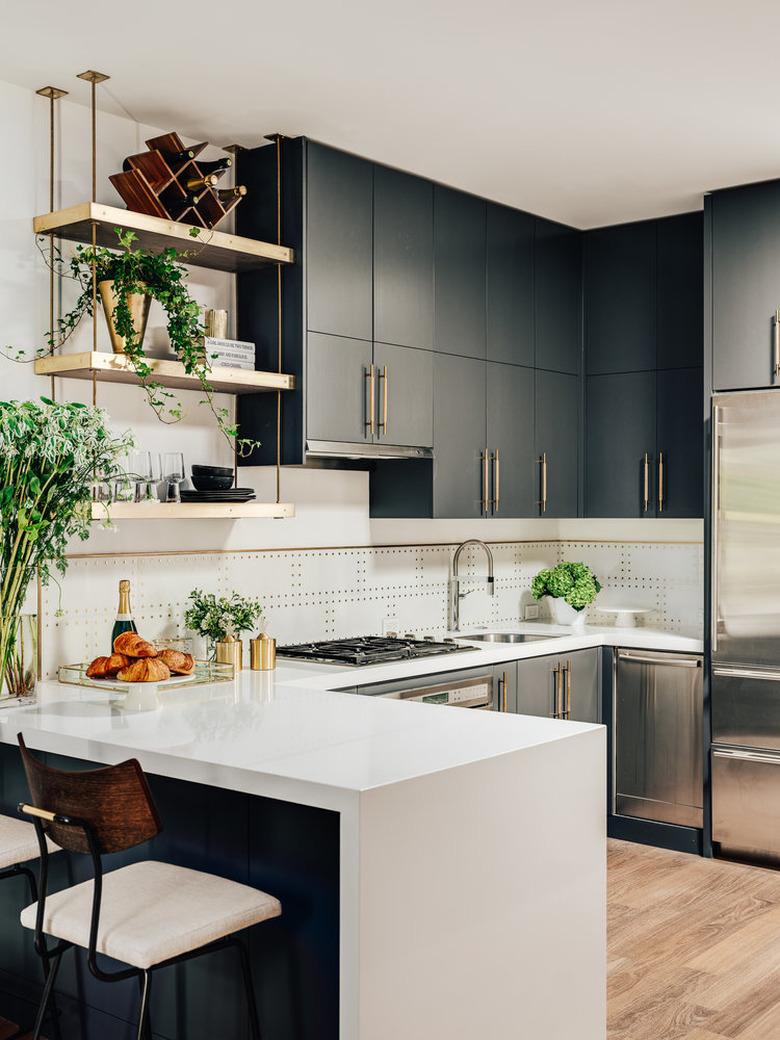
[184,588,265,658]
[0,399,133,700]
[531,562,602,627]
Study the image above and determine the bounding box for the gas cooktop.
[277,636,470,667]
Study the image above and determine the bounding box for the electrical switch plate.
[524,603,541,621]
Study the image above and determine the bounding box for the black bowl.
[192,464,234,476]
[191,473,235,491]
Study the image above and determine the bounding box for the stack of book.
[204,337,256,370]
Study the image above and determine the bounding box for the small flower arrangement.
[184,588,265,654]
[531,562,602,612]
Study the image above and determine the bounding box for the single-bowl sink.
[455,632,563,644]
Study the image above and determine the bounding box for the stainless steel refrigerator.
[711,389,780,860]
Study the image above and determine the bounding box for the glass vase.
[1,613,38,705]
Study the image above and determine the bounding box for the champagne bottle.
[111,580,137,647]
[216,185,247,204]
[197,157,232,177]
[168,192,203,219]
[125,146,196,172]
[185,173,219,192]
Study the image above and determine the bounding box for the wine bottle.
[216,185,248,204]
[185,173,219,192]
[167,192,203,219]
[111,579,137,647]
[126,146,197,172]
[197,157,232,177]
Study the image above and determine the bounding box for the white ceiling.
[4,0,780,228]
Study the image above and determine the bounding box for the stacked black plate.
[184,465,256,503]
[181,489,256,503]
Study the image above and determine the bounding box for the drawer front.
[712,748,780,859]
[712,667,780,750]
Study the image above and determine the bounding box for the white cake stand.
[602,606,654,629]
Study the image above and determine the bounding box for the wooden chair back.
[17,735,162,855]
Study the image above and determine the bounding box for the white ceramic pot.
[547,597,586,628]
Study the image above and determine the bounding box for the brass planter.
[98,280,151,354]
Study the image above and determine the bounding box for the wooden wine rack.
[109,131,245,231]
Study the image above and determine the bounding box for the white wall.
[1,75,703,654]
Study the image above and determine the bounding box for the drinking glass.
[160,452,185,504]
[127,451,154,504]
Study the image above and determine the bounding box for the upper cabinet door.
[434,187,486,359]
[487,362,535,517]
[306,333,373,444]
[585,222,656,375]
[656,212,703,370]
[433,353,487,517]
[374,167,434,350]
[373,343,433,448]
[535,369,580,518]
[712,181,780,390]
[306,143,373,341]
[534,217,582,375]
[586,371,656,518]
[656,367,703,518]
[486,204,534,366]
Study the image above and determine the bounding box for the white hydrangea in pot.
[530,562,602,628]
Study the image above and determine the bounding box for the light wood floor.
[609,838,780,1039]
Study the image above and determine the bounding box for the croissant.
[113,631,157,658]
[86,653,131,679]
[157,649,195,675]
[117,658,171,683]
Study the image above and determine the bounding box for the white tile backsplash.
[41,539,703,677]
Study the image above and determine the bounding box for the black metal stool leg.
[137,971,152,1040]
[32,951,63,1040]
[235,939,262,1040]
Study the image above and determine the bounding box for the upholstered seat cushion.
[20,860,281,969]
[0,813,50,869]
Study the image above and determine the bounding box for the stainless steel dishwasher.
[613,649,704,828]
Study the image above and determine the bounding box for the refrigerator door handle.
[713,747,780,766]
[711,403,721,654]
[712,665,780,682]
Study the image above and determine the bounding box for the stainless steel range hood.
[305,440,433,461]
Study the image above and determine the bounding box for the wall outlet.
[524,603,541,621]
[382,617,399,636]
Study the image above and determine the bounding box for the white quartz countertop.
[0,623,695,810]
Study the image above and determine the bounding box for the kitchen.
[0,4,779,1040]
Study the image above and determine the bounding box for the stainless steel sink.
[456,632,562,644]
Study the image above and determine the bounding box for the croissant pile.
[86,632,195,683]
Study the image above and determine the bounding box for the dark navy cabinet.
[535,217,582,375]
[434,187,487,359]
[487,204,534,367]
[487,362,535,517]
[432,353,487,517]
[535,369,580,518]
[710,179,780,390]
[584,212,703,518]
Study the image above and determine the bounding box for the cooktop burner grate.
[277,636,470,667]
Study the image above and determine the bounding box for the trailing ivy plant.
[0,399,134,690]
[5,229,258,456]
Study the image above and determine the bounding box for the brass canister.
[215,636,243,674]
[250,634,276,671]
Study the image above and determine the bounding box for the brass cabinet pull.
[774,310,780,377]
[500,670,508,712]
[482,448,490,515]
[642,452,650,513]
[658,451,665,513]
[493,449,501,514]
[538,452,548,514]
[378,365,389,435]
[365,364,376,437]
[565,659,572,719]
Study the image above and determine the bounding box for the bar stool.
[16,735,282,1040]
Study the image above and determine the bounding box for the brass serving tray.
[58,659,234,692]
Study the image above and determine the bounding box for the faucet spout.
[450,539,495,631]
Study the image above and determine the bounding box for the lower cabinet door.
[495,663,518,713]
[373,342,433,448]
[565,649,601,723]
[487,362,535,517]
[535,369,580,517]
[433,353,487,518]
[307,332,373,444]
[516,655,559,717]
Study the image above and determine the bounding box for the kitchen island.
[0,631,608,1040]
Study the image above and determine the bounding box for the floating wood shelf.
[33,202,294,273]
[35,352,295,394]
[92,502,294,521]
